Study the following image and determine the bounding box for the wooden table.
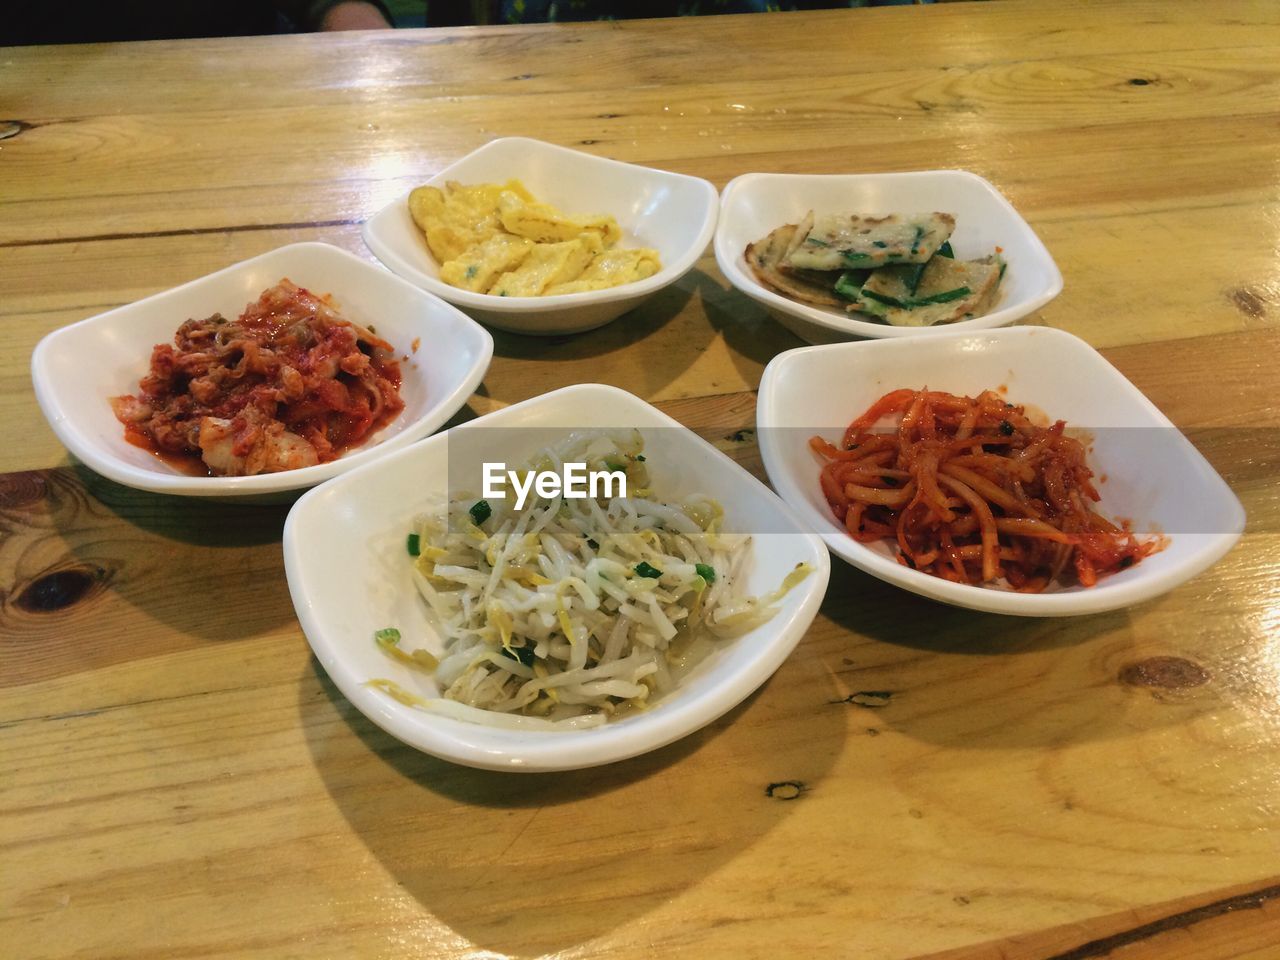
[4,2,1280,957]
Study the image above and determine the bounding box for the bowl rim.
[31,241,494,497]
[283,382,832,771]
[362,136,720,314]
[756,326,1245,616]
[714,168,1065,340]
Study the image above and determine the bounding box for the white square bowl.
[283,383,830,771]
[32,242,493,497]
[715,170,1063,343]
[363,137,719,336]
[757,327,1244,616]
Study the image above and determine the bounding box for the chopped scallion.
[912,285,971,305]
[905,262,927,296]
[501,644,537,666]
[833,271,864,302]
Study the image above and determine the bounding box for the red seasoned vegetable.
[813,388,1159,591]
[111,279,404,476]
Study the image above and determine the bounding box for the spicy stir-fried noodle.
[372,431,811,730]
[813,388,1158,591]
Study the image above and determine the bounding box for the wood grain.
[4,3,1280,959]
[917,876,1280,960]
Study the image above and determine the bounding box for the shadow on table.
[696,268,804,379]
[478,265,800,406]
[487,265,695,356]
[811,559,1224,752]
[301,655,847,957]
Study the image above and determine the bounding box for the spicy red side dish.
[111,279,404,477]
[812,388,1158,591]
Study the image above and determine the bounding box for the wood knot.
[831,691,893,707]
[0,120,32,141]
[15,565,109,613]
[765,780,805,800]
[1227,286,1268,320]
[0,471,49,508]
[1119,656,1209,690]
[1128,77,1151,86]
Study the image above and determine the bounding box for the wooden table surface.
[4,2,1280,957]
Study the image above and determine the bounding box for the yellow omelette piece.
[544,247,662,295]
[408,186,468,262]
[408,176,661,295]
[410,180,534,262]
[440,233,534,293]
[498,191,623,247]
[489,234,604,297]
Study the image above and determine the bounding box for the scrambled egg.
[408,179,661,297]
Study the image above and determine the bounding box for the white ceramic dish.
[363,137,719,336]
[715,170,1063,343]
[32,242,493,498]
[284,383,830,771]
[757,327,1244,616]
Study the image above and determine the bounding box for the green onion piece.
[634,561,663,579]
[998,260,1007,280]
[938,241,955,259]
[695,563,716,583]
[806,237,830,247]
[871,240,888,248]
[469,500,492,525]
[905,262,928,296]
[586,538,600,550]
[833,271,864,302]
[636,454,646,462]
[912,285,971,305]
[862,286,971,309]
[374,627,401,646]
[500,644,536,666]
[843,251,871,263]
[406,533,420,557]
[860,288,909,309]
